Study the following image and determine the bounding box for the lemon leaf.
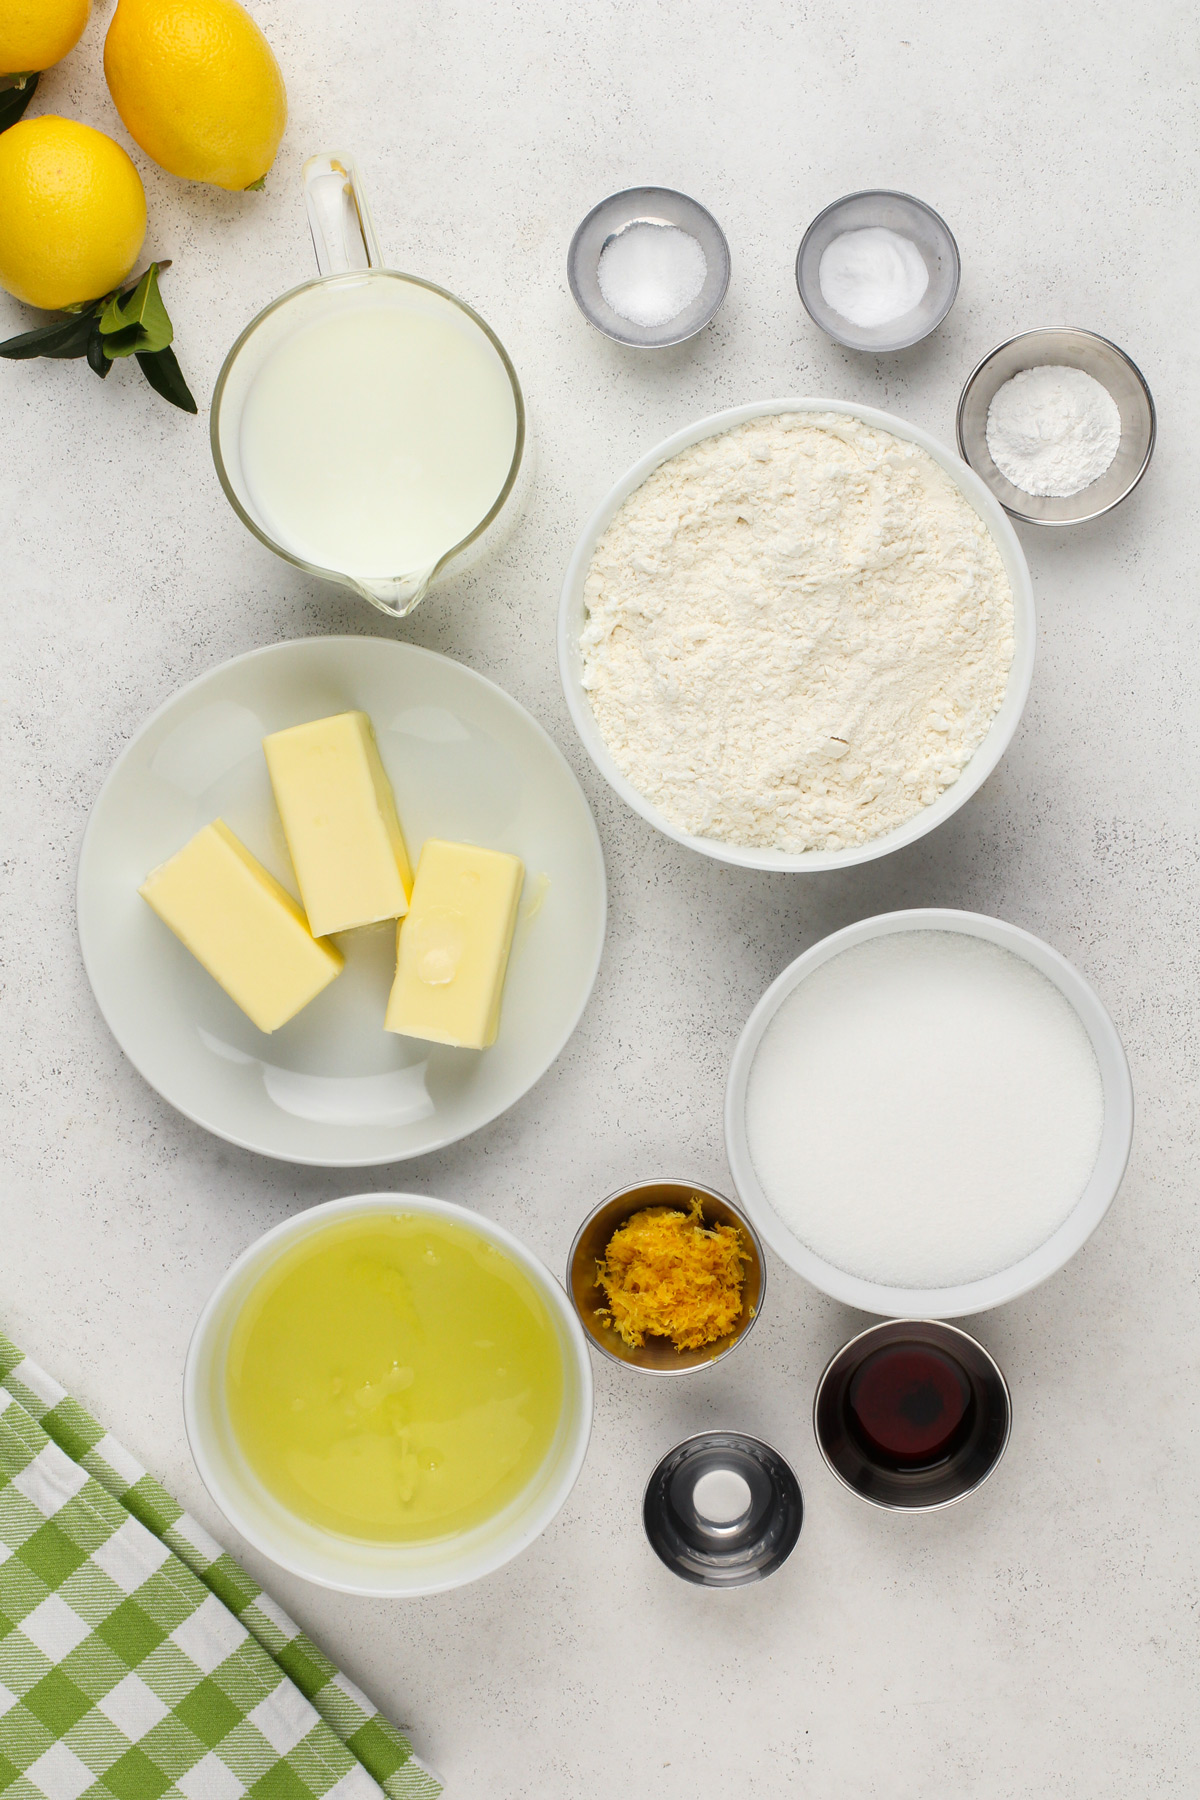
[0,313,92,360]
[100,324,145,360]
[99,262,174,355]
[136,346,198,414]
[0,71,38,132]
[243,176,266,191]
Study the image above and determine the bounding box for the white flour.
[744,932,1106,1289]
[986,364,1121,498]
[580,414,1014,852]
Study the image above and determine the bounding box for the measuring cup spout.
[357,567,439,617]
[302,153,384,275]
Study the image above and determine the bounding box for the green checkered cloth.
[0,1336,440,1800]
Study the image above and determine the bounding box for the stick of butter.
[385,839,524,1049]
[262,711,412,937]
[139,821,343,1034]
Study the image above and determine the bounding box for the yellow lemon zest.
[596,1198,749,1352]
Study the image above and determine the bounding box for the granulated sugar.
[744,931,1105,1288]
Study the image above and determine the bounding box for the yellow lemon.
[0,0,91,77]
[0,116,147,310]
[104,0,286,191]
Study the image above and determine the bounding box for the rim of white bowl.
[558,398,1036,871]
[724,909,1134,1317]
[183,1193,594,1596]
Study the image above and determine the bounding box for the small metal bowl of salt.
[796,188,960,353]
[957,327,1156,526]
[568,187,731,349]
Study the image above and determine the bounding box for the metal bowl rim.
[642,1428,803,1514]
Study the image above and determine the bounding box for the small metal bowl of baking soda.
[796,189,960,353]
[957,327,1156,526]
[568,187,731,348]
[567,1178,765,1373]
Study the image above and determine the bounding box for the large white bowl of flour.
[725,910,1134,1318]
[559,400,1035,870]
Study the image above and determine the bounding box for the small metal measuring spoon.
[643,1431,802,1585]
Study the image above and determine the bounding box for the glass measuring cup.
[211,154,526,618]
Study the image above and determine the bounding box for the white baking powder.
[580,413,1014,853]
[818,226,929,328]
[596,223,707,330]
[986,364,1121,498]
[744,931,1106,1289]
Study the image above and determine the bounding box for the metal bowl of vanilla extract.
[813,1318,1011,1511]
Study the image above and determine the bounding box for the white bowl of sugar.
[724,910,1133,1319]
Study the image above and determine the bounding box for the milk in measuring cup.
[237,289,518,583]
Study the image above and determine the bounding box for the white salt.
[818,226,929,329]
[744,931,1105,1289]
[596,222,707,330]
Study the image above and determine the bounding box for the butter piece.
[139,821,343,1034]
[385,839,524,1049]
[262,711,412,937]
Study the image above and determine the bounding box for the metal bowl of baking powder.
[957,328,1156,526]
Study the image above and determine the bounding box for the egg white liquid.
[238,296,518,580]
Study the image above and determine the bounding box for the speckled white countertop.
[3,3,1198,1795]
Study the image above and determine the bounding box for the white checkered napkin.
[0,1337,440,1800]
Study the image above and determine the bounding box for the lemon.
[0,0,91,77]
[104,0,286,191]
[0,116,147,310]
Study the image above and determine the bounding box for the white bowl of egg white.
[559,399,1035,872]
[725,910,1133,1319]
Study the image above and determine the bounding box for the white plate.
[78,637,607,1165]
[725,909,1134,1318]
[559,398,1036,871]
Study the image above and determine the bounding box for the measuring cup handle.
[302,153,384,275]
